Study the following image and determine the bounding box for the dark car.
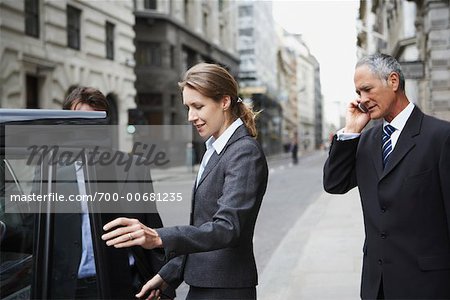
[0,109,172,299]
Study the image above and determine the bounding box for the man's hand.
[135,274,168,300]
[101,217,163,250]
[344,99,371,133]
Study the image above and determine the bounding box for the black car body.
[0,109,171,299]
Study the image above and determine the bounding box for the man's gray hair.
[356,53,405,91]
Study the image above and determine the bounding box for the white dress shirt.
[337,102,415,151]
[196,118,244,187]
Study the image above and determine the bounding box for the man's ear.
[388,72,400,92]
[222,95,231,111]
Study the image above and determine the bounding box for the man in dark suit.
[50,87,174,299]
[323,53,450,299]
[50,158,170,299]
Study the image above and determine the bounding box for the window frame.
[24,0,39,38]
[67,5,81,50]
[105,21,115,60]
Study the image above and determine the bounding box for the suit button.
[378,259,383,265]
[381,206,387,213]
[380,232,387,239]
[71,272,76,279]
[169,251,176,259]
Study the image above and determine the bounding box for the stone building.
[357,0,449,121]
[237,0,282,155]
[0,0,136,130]
[133,0,239,126]
[276,26,298,153]
[283,34,319,153]
[133,0,239,161]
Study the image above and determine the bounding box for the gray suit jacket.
[156,125,268,289]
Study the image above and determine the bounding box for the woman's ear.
[222,95,231,111]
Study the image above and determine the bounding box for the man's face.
[354,65,397,121]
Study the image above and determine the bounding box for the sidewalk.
[258,188,365,300]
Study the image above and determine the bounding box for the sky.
[272,0,360,128]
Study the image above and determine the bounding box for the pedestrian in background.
[291,133,298,165]
[323,53,450,299]
[102,63,269,300]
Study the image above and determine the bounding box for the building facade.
[237,0,282,155]
[283,34,319,153]
[312,56,323,150]
[0,0,136,130]
[133,0,239,161]
[276,26,298,152]
[357,0,450,121]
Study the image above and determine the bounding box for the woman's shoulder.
[226,134,265,158]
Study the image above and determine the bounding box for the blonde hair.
[179,63,258,137]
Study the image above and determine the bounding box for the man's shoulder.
[360,122,380,139]
[422,113,450,136]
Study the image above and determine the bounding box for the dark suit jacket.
[50,156,174,299]
[156,125,268,289]
[323,107,450,299]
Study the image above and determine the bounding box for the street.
[255,151,326,273]
[152,150,365,299]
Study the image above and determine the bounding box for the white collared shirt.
[383,102,415,149]
[196,118,243,186]
[337,102,415,151]
[75,161,97,278]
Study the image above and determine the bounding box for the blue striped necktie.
[382,124,396,168]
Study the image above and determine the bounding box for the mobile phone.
[358,102,368,113]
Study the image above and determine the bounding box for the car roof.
[0,109,107,124]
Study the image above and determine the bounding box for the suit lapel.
[370,125,383,179]
[195,125,249,191]
[380,107,423,180]
[196,152,220,189]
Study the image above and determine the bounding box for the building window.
[184,0,189,25]
[26,75,39,108]
[218,0,224,12]
[137,93,163,107]
[106,22,114,60]
[25,0,39,38]
[239,49,254,55]
[170,45,175,69]
[239,5,253,17]
[67,5,81,50]
[203,12,208,36]
[136,42,162,67]
[219,24,224,43]
[239,28,253,37]
[144,0,157,10]
[182,47,196,72]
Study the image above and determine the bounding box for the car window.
[0,157,38,300]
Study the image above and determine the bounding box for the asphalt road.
[254,151,327,273]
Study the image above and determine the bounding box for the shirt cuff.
[336,128,361,141]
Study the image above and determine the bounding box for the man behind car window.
[51,87,173,299]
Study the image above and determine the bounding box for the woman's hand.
[135,274,168,300]
[101,217,163,249]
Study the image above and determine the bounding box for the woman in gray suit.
[102,63,269,300]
